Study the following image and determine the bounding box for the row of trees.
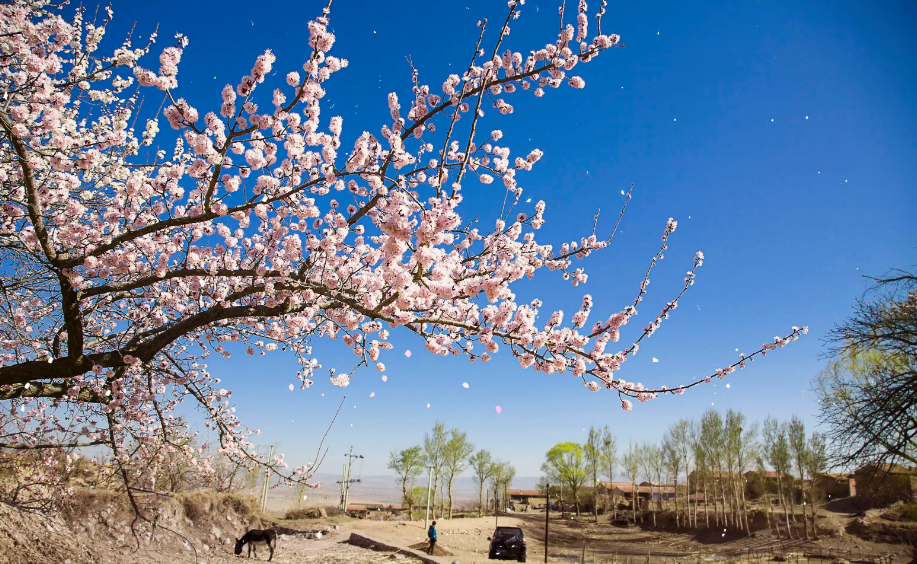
[541,411,827,539]
[389,421,516,519]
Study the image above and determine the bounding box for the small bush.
[897,502,917,522]
[284,506,327,520]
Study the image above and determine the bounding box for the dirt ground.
[321,509,914,564]
[5,494,914,564]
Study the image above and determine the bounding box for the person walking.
[427,520,437,555]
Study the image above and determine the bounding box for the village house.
[853,463,916,506]
[743,470,790,498]
[507,489,546,509]
[813,473,856,501]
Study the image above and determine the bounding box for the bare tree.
[725,410,756,534]
[788,416,808,538]
[584,426,603,523]
[701,410,726,528]
[664,421,688,528]
[641,442,664,527]
[601,426,618,519]
[622,443,641,523]
[764,417,794,539]
[690,420,707,528]
[818,269,917,468]
[804,433,828,538]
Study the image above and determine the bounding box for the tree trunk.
[673,476,680,528]
[594,482,599,523]
[776,476,793,539]
[765,493,776,539]
[740,483,750,535]
[448,475,455,519]
[711,477,720,527]
[732,478,742,533]
[632,486,637,523]
[478,483,484,518]
[703,479,709,528]
[808,485,818,539]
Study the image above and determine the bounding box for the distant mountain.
[266,474,541,510]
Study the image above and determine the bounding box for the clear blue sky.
[100,0,915,478]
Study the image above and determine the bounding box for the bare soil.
[4,493,914,564]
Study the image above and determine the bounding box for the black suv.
[488,526,526,562]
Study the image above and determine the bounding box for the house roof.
[855,463,914,476]
[508,489,543,497]
[346,504,367,511]
[745,470,782,479]
[600,481,637,489]
[636,486,676,494]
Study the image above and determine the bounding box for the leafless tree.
[584,426,603,523]
[818,269,917,468]
[601,426,618,519]
[622,443,641,523]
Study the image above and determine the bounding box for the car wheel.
[489,551,495,560]
[518,557,526,563]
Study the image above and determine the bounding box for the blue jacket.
[428,525,437,540]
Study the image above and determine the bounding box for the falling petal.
[652,357,659,363]
[405,350,412,358]
[427,403,431,408]
[462,382,469,389]
[289,384,294,391]
[370,392,375,397]
[495,405,502,414]
[726,384,731,389]
[382,375,388,382]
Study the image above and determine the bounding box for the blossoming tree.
[0,0,804,508]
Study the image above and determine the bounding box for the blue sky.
[99,0,915,478]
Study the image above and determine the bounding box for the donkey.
[234,529,277,560]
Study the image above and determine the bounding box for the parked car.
[488,526,526,562]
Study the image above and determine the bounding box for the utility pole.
[339,462,347,509]
[259,445,274,514]
[337,447,363,510]
[495,482,499,529]
[424,466,435,532]
[545,483,550,563]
